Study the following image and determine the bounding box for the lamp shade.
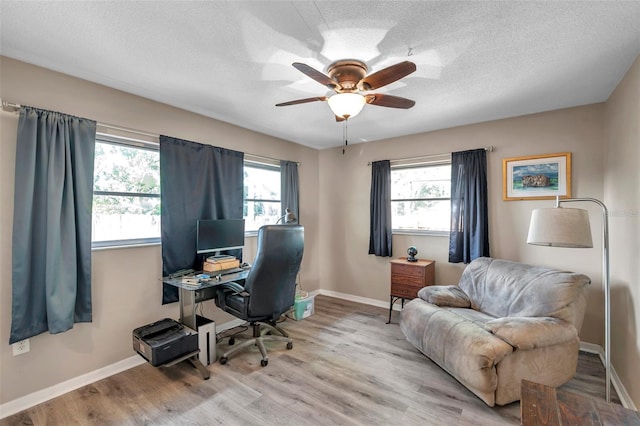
[327,93,365,119]
[527,207,593,248]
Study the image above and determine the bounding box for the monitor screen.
[196,219,245,254]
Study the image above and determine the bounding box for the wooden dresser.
[387,258,435,323]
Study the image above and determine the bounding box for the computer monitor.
[196,219,245,255]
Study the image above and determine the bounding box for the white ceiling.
[1,1,639,150]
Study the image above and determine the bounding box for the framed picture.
[502,152,571,200]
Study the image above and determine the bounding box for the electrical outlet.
[12,338,30,356]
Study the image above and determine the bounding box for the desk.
[163,268,250,330]
[520,380,640,425]
[162,268,250,378]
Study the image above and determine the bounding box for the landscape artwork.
[502,152,571,200]
[512,162,559,191]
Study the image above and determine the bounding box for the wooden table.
[387,258,435,324]
[521,379,640,425]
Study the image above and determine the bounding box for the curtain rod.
[2,98,301,166]
[2,99,161,139]
[245,153,301,166]
[367,146,494,166]
[1,99,20,113]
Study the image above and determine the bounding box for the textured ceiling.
[1,1,639,150]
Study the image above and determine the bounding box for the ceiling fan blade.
[292,62,338,90]
[359,61,416,91]
[275,96,328,107]
[366,94,415,109]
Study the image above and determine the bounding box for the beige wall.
[318,104,605,341]
[0,57,320,404]
[603,55,640,407]
[2,53,638,409]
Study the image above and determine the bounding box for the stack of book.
[203,255,240,272]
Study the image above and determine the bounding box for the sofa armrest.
[485,317,577,350]
[418,285,471,308]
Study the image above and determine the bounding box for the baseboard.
[579,342,637,410]
[315,289,402,311]
[0,355,146,419]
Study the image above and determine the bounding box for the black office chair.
[215,224,304,366]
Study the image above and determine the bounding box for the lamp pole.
[555,197,610,403]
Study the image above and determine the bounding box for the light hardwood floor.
[1,295,619,425]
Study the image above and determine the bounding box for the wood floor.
[2,295,620,426]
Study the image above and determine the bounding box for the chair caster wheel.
[261,359,268,367]
[287,342,293,350]
[220,357,228,365]
[228,337,235,345]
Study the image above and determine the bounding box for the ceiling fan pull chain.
[343,119,349,155]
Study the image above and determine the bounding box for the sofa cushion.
[443,306,496,327]
[458,257,590,328]
[485,317,578,350]
[418,285,471,308]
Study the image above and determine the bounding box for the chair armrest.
[218,281,249,297]
[485,317,578,350]
[418,285,471,308]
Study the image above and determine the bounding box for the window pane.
[92,139,161,246]
[94,142,160,194]
[392,199,450,232]
[391,163,451,232]
[243,200,281,231]
[243,164,281,232]
[92,195,161,242]
[244,166,280,200]
[391,165,450,199]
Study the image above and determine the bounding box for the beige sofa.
[399,257,590,406]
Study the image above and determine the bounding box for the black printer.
[132,318,198,366]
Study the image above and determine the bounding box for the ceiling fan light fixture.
[327,93,365,119]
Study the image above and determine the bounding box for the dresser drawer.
[391,263,425,279]
[391,272,426,286]
[390,282,421,299]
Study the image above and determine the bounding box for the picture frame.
[502,152,571,201]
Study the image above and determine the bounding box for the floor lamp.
[527,196,611,403]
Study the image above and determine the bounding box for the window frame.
[390,159,452,236]
[243,160,281,235]
[92,134,161,249]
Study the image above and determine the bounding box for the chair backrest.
[243,225,304,320]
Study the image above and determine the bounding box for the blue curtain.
[368,160,393,256]
[448,149,490,263]
[160,136,244,304]
[10,107,96,344]
[280,160,299,223]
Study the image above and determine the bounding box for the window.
[243,162,281,232]
[92,136,160,247]
[92,140,284,244]
[391,162,451,233]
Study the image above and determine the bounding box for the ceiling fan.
[276,59,417,121]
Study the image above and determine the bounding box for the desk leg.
[188,355,211,380]
[161,350,210,380]
[179,287,197,330]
